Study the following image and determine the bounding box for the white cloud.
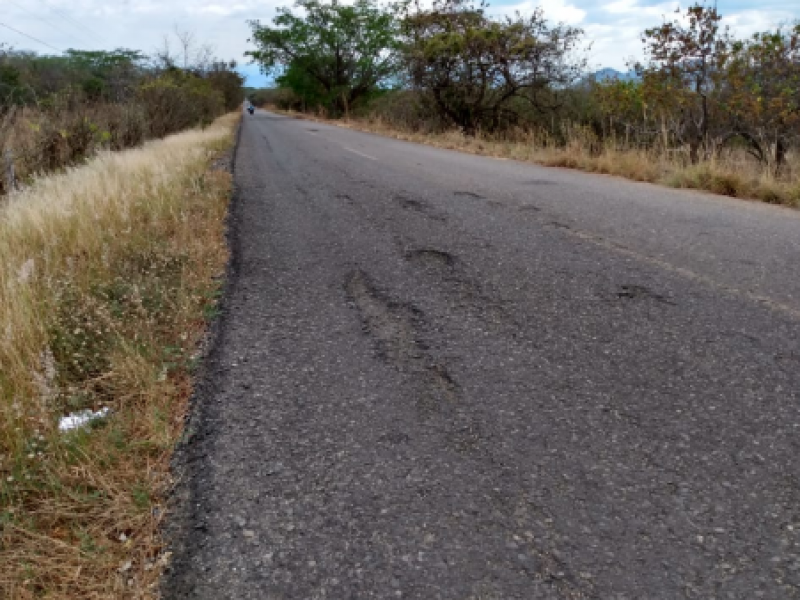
[603,0,677,17]
[497,0,587,24]
[722,9,797,39]
[2,0,796,84]
[582,0,794,70]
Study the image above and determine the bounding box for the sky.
[1,1,797,87]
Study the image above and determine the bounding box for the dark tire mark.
[617,284,676,305]
[454,191,484,199]
[549,221,571,230]
[262,135,274,153]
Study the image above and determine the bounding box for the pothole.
[396,196,446,221]
[344,270,420,366]
[617,284,675,305]
[334,193,353,204]
[344,270,464,422]
[405,248,456,270]
[397,196,425,211]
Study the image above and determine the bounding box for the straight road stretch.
[164,110,800,599]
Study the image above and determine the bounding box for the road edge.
[159,117,246,597]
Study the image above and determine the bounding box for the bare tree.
[174,26,196,70]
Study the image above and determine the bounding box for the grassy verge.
[0,113,238,598]
[277,109,800,208]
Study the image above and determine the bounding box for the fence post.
[4,148,16,192]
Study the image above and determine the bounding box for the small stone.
[265,463,283,476]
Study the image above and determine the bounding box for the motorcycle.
[247,105,255,115]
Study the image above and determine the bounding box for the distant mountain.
[591,68,639,82]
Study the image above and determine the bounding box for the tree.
[206,60,246,111]
[247,0,401,115]
[399,0,585,135]
[0,45,24,106]
[724,24,800,172]
[63,49,146,101]
[636,3,732,163]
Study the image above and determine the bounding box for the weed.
[0,113,237,597]
[131,483,151,513]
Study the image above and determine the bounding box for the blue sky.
[2,1,797,87]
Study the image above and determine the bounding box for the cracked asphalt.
[163,110,800,599]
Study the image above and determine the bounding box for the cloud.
[3,0,797,82]
[496,0,587,24]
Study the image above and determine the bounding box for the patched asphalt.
[163,111,800,599]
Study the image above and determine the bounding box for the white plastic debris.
[58,407,110,432]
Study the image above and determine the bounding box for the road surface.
[164,110,800,599]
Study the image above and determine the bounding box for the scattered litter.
[58,407,110,432]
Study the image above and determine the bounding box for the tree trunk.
[689,141,700,165]
[775,137,787,175]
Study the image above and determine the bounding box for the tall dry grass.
[281,109,800,207]
[0,113,237,597]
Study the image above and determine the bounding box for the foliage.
[247,0,401,115]
[724,25,800,171]
[634,3,732,163]
[0,42,243,195]
[399,0,585,135]
[250,0,799,176]
[0,114,236,596]
[138,71,225,137]
[247,87,290,108]
[206,61,248,111]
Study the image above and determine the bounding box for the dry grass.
[0,113,238,598]
[278,109,800,208]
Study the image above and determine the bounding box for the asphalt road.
[164,110,800,599]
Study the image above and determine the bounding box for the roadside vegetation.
[1,30,241,598]
[1,35,243,195]
[0,113,236,597]
[249,0,800,206]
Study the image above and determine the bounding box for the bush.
[1,72,233,196]
[138,72,225,138]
